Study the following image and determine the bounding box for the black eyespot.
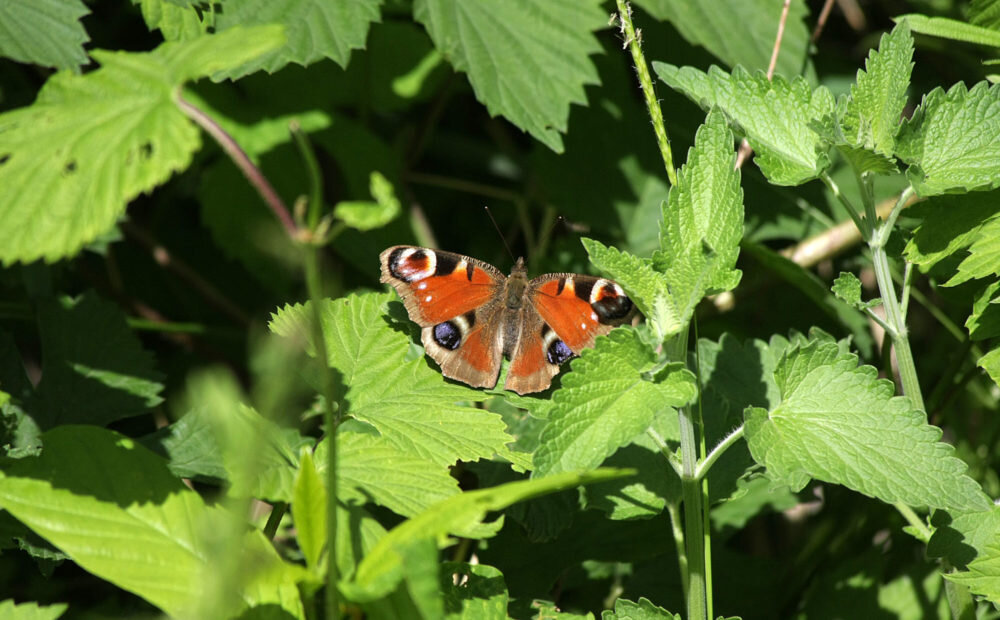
[593,293,633,322]
[546,339,574,365]
[388,247,428,281]
[435,252,458,276]
[433,322,462,350]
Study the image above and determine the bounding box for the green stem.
[820,172,868,239]
[895,503,931,542]
[291,122,325,230]
[694,425,745,480]
[665,502,690,597]
[263,502,286,540]
[615,0,678,186]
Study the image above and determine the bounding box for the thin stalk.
[263,502,286,540]
[820,172,868,239]
[694,425,745,480]
[615,0,677,186]
[646,427,683,478]
[895,503,931,542]
[291,121,325,230]
[665,502,690,597]
[864,306,895,337]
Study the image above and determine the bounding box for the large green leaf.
[896,81,1000,196]
[0,26,286,265]
[213,0,383,78]
[532,329,695,477]
[0,0,90,71]
[903,191,1000,271]
[744,339,992,511]
[0,426,305,618]
[414,0,605,152]
[269,292,518,467]
[636,0,811,79]
[654,63,834,186]
[945,544,1000,602]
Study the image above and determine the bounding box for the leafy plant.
[1,1,999,619]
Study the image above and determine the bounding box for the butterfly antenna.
[484,206,518,263]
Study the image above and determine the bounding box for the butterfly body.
[380,246,634,394]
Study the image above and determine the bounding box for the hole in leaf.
[140,142,153,159]
[63,160,77,175]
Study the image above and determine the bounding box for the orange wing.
[530,274,634,353]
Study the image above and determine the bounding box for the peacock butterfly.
[380,246,635,394]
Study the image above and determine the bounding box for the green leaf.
[635,0,811,79]
[293,448,327,573]
[947,216,1000,285]
[132,0,206,41]
[970,0,1000,30]
[945,543,1000,602]
[334,171,401,231]
[895,81,1000,196]
[532,329,696,477]
[831,272,882,311]
[0,601,67,620]
[842,22,913,159]
[32,292,163,428]
[601,596,679,619]
[414,0,605,153]
[0,0,90,71]
[0,426,305,618]
[654,63,834,185]
[583,241,677,337]
[980,347,1000,387]
[316,430,461,520]
[897,13,1000,47]
[903,191,1000,271]
[440,562,509,619]
[342,469,630,602]
[927,505,1000,568]
[967,281,1000,339]
[655,108,743,296]
[213,0,382,78]
[269,292,518,467]
[744,339,992,511]
[0,27,286,265]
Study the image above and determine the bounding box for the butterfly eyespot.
[389,247,436,282]
[546,339,574,365]
[433,322,462,350]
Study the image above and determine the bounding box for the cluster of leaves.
[1,0,1000,619]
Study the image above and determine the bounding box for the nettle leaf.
[532,329,696,478]
[904,190,1000,271]
[927,505,1000,568]
[439,562,508,619]
[0,426,304,618]
[654,63,834,185]
[343,469,629,602]
[842,22,913,159]
[292,448,327,572]
[213,0,382,79]
[948,216,1000,285]
[744,339,991,511]
[970,0,1000,30]
[334,171,401,231]
[945,544,1000,602]
[967,281,1000,340]
[414,0,605,153]
[0,26,286,265]
[636,0,811,79]
[132,0,206,41]
[831,272,882,311]
[898,13,1000,48]
[655,108,743,296]
[0,0,90,71]
[315,430,461,519]
[602,596,680,619]
[980,347,1000,387]
[896,81,1000,196]
[583,241,676,337]
[269,292,517,467]
[0,600,67,620]
[31,292,163,429]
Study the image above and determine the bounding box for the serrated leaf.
[898,13,1000,47]
[414,0,605,153]
[832,272,882,311]
[903,190,1000,270]
[440,562,509,619]
[315,430,460,520]
[583,240,677,337]
[0,0,90,71]
[970,0,1000,30]
[0,26,286,265]
[269,292,517,467]
[945,543,1000,602]
[532,329,696,478]
[655,108,743,295]
[842,22,913,158]
[811,103,899,175]
[980,347,1000,387]
[0,426,304,618]
[0,601,67,620]
[653,63,834,185]
[342,469,630,602]
[948,216,1000,285]
[132,0,206,41]
[744,339,991,511]
[967,280,1000,339]
[602,596,679,619]
[927,505,1000,568]
[636,0,811,79]
[334,171,401,231]
[213,0,382,78]
[31,292,163,428]
[293,448,327,572]
[895,81,1000,196]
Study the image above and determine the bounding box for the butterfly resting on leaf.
[380,246,636,394]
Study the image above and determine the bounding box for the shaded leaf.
[0,0,90,71]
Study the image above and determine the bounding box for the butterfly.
[379,246,635,394]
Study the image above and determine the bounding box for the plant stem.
[615,0,677,186]
[291,121,325,230]
[263,502,286,540]
[820,172,868,238]
[694,425,745,480]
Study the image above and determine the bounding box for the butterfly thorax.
[504,258,529,309]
